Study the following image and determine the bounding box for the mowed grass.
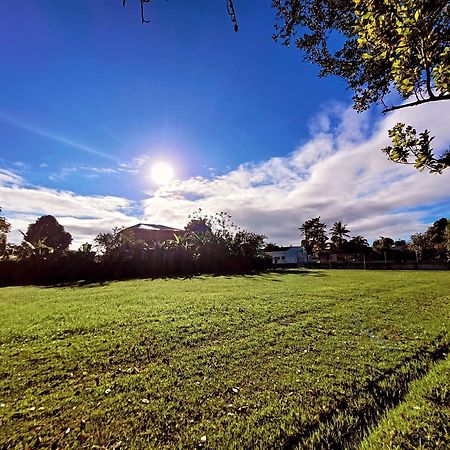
[361,354,450,449]
[0,270,449,449]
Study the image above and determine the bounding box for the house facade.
[264,246,308,266]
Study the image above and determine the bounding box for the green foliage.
[0,207,10,235]
[184,215,212,235]
[353,0,450,101]
[372,236,394,253]
[273,0,450,172]
[383,123,449,173]
[0,207,11,259]
[20,238,55,259]
[408,232,432,262]
[273,0,450,110]
[424,218,450,259]
[445,223,450,255]
[23,215,72,256]
[78,242,93,253]
[92,212,267,276]
[182,210,266,260]
[264,242,282,252]
[341,235,371,254]
[0,270,449,448]
[408,218,450,261]
[94,227,148,261]
[330,221,350,251]
[349,235,369,248]
[299,216,328,257]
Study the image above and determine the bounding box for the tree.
[299,217,327,257]
[393,239,408,249]
[424,217,449,259]
[349,235,369,248]
[330,221,350,251]
[94,227,148,260]
[19,238,55,259]
[23,215,72,256]
[78,242,93,253]
[445,222,450,259]
[407,218,449,261]
[231,230,266,258]
[408,232,431,262]
[343,235,370,254]
[372,236,394,253]
[264,243,282,252]
[185,210,266,259]
[0,207,11,259]
[382,124,449,174]
[272,0,450,172]
[372,236,395,262]
[185,210,213,235]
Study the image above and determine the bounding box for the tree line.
[273,216,450,262]
[0,207,448,285]
[0,208,270,286]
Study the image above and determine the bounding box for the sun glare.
[150,162,174,185]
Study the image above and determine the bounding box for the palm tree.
[349,235,369,247]
[372,236,395,263]
[330,221,350,251]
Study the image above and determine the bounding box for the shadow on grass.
[212,268,327,280]
[39,268,326,289]
[282,335,450,450]
[41,280,112,289]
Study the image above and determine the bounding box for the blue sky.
[1,1,449,247]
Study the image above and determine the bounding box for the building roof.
[265,246,304,253]
[122,223,184,232]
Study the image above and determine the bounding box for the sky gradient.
[1,1,449,248]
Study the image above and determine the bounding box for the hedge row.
[0,252,272,287]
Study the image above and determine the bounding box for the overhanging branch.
[382,94,450,113]
[226,0,239,32]
[122,0,150,23]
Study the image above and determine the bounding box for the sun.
[150,162,174,185]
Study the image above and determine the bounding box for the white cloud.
[142,101,450,244]
[1,101,449,247]
[0,168,23,187]
[1,185,137,248]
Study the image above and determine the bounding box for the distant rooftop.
[123,223,183,232]
[265,245,303,252]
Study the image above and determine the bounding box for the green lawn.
[361,354,450,449]
[0,270,449,449]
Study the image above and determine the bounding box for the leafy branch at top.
[382,123,450,174]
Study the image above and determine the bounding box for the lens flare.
[150,162,174,185]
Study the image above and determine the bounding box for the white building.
[264,246,308,266]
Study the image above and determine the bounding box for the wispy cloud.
[0,111,119,162]
[0,168,24,186]
[47,164,121,181]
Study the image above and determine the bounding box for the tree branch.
[140,0,150,23]
[226,0,239,32]
[122,0,150,23]
[382,94,450,113]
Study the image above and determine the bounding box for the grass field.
[0,269,449,449]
